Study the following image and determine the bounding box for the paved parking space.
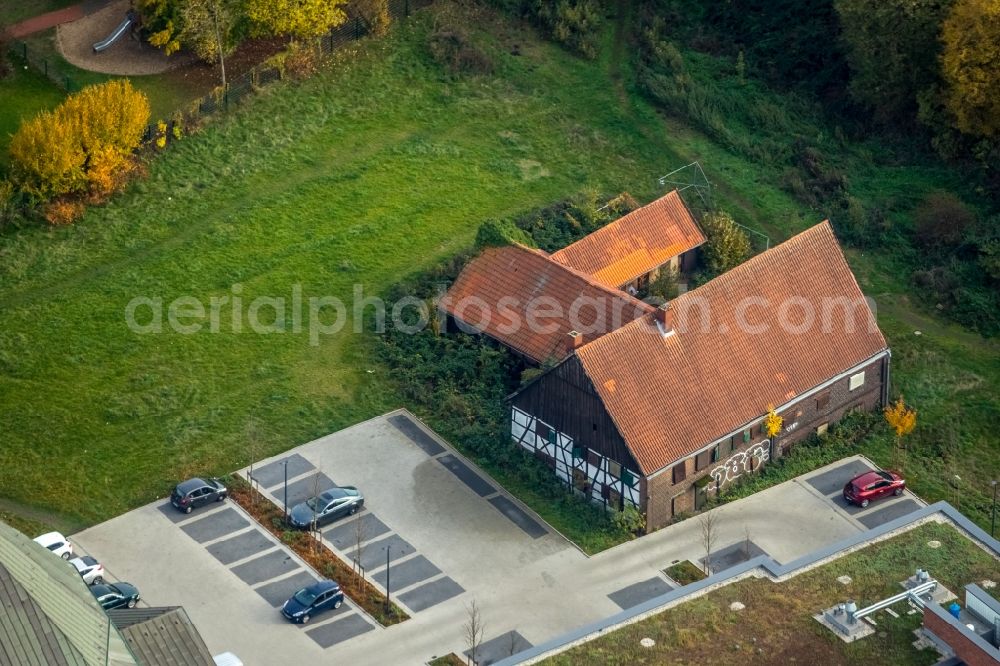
[73,416,923,665]
[796,458,926,530]
[607,576,675,610]
[467,630,533,665]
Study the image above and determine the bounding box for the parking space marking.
[488,496,547,539]
[230,550,300,586]
[250,453,316,489]
[607,577,675,610]
[323,513,390,550]
[397,576,465,612]
[387,413,445,457]
[437,454,496,497]
[856,498,922,529]
[372,554,441,591]
[180,507,250,543]
[466,630,533,665]
[253,570,320,607]
[269,472,338,509]
[804,459,875,496]
[304,614,375,648]
[206,529,279,566]
[156,501,204,524]
[351,534,416,571]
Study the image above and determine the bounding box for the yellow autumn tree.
[9,80,150,202]
[941,0,1000,137]
[884,395,917,470]
[763,404,783,438]
[245,0,348,40]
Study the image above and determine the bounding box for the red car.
[843,470,906,508]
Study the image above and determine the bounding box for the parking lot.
[70,414,927,665]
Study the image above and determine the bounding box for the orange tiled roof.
[550,190,706,288]
[441,245,654,364]
[575,222,888,474]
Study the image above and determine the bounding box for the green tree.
[180,0,245,86]
[835,0,953,122]
[941,0,1000,137]
[700,210,751,275]
[245,0,348,40]
[138,0,185,55]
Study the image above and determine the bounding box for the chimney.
[564,330,583,357]
[655,302,676,338]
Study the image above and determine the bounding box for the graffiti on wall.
[709,440,771,491]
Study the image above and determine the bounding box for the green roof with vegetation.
[542,522,1000,665]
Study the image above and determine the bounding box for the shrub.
[475,218,534,249]
[912,192,975,249]
[536,0,602,59]
[645,266,679,302]
[700,210,751,276]
[428,27,493,76]
[43,199,86,226]
[9,80,150,203]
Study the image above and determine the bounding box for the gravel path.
[57,0,195,76]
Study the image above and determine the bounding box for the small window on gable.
[743,429,751,443]
[572,444,585,459]
[547,429,557,445]
[608,460,621,479]
[587,450,600,467]
[849,371,865,391]
[695,449,712,471]
[621,470,637,488]
[672,461,686,484]
[711,445,720,463]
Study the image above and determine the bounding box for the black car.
[171,477,227,514]
[91,582,140,610]
[288,487,364,529]
[281,580,343,624]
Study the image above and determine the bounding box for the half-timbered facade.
[509,222,890,529]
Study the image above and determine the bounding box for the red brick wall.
[923,607,999,666]
[641,354,889,530]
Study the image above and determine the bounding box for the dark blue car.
[281,580,343,624]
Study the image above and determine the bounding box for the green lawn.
[543,522,1000,665]
[0,63,64,167]
[0,2,996,541]
[17,28,206,121]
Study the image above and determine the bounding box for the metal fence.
[10,0,431,140]
[181,0,431,126]
[7,39,80,92]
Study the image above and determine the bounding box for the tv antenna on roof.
[658,161,712,210]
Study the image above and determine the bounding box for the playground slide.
[92,12,135,53]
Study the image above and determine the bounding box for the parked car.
[281,580,343,624]
[33,532,73,559]
[171,477,227,514]
[843,469,906,508]
[69,555,105,585]
[288,487,364,529]
[91,582,140,610]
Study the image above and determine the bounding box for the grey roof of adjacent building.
[0,520,137,666]
[108,607,215,666]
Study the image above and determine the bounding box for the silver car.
[288,487,364,529]
[69,555,105,585]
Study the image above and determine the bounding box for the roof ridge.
[550,190,686,260]
[505,243,654,312]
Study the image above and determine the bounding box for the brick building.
[509,222,890,528]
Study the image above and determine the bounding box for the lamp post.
[283,460,289,524]
[991,480,997,538]
[384,545,391,616]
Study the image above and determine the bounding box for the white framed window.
[848,371,865,391]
